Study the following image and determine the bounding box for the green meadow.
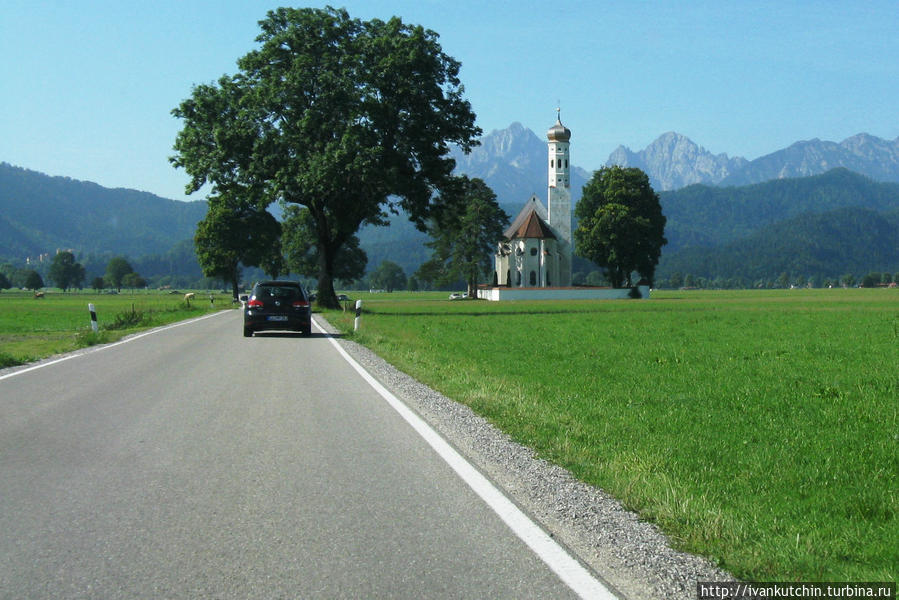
[0,289,230,367]
[326,289,898,582]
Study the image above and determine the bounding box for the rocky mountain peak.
[606,132,747,190]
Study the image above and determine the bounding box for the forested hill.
[656,169,899,284]
[660,168,899,253]
[658,208,899,285]
[0,162,207,260]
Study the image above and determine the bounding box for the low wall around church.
[477,285,650,301]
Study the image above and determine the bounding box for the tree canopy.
[416,176,508,296]
[194,194,282,299]
[574,166,667,287]
[105,257,134,291]
[24,270,43,290]
[370,260,407,292]
[281,205,366,284]
[48,251,86,291]
[171,7,480,308]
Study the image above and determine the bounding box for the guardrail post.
[354,300,362,332]
[88,303,98,333]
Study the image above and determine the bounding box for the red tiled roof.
[504,203,556,240]
[513,210,556,239]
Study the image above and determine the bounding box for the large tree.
[281,205,366,284]
[194,194,282,299]
[417,176,508,297]
[574,166,667,288]
[171,7,480,308]
[48,251,86,291]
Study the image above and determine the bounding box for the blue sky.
[2,1,897,201]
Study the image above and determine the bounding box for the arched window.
[530,247,537,256]
[516,271,522,286]
[550,159,554,168]
[529,271,537,285]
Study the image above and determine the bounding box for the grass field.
[0,289,232,367]
[325,289,898,582]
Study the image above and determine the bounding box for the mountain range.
[608,131,899,191]
[3,122,899,287]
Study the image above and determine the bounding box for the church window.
[565,159,568,168]
[550,159,554,168]
[529,271,537,285]
[516,271,522,286]
[530,247,537,256]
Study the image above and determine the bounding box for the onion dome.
[547,118,571,142]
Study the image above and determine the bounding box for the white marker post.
[88,303,98,333]
[354,300,362,332]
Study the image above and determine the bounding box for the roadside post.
[354,300,362,332]
[88,303,98,333]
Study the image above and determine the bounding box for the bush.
[104,309,149,330]
[0,351,25,369]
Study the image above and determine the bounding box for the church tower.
[547,112,572,286]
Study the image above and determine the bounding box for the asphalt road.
[0,310,606,599]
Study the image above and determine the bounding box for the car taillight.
[248,298,264,308]
[292,300,309,308]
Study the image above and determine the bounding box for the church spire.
[546,111,572,286]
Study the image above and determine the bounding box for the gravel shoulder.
[315,314,734,600]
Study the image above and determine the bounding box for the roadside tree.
[171,7,480,308]
[48,251,86,291]
[574,166,667,288]
[281,205,366,284]
[416,176,508,297]
[0,272,11,291]
[194,194,281,300]
[91,277,105,292]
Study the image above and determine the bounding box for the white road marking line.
[313,315,619,600]
[0,310,229,382]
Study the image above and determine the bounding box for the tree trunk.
[229,262,240,301]
[316,244,340,309]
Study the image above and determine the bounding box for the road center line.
[313,315,619,600]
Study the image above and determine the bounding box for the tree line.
[0,254,149,293]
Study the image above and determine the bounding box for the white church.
[477,114,650,301]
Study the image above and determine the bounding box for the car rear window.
[256,285,301,300]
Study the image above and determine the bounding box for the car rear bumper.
[244,311,311,332]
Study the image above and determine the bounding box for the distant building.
[494,113,572,288]
[480,113,650,301]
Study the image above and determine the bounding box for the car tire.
[243,327,253,337]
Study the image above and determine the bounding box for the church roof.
[504,202,557,240]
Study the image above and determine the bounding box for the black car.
[243,280,312,337]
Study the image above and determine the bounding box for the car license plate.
[267,315,288,321]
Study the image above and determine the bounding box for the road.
[0,310,611,599]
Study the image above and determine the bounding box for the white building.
[494,114,572,288]
[481,114,650,301]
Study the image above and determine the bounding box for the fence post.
[354,300,362,332]
[88,303,98,333]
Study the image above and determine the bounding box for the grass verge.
[0,290,233,366]
[323,289,898,582]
